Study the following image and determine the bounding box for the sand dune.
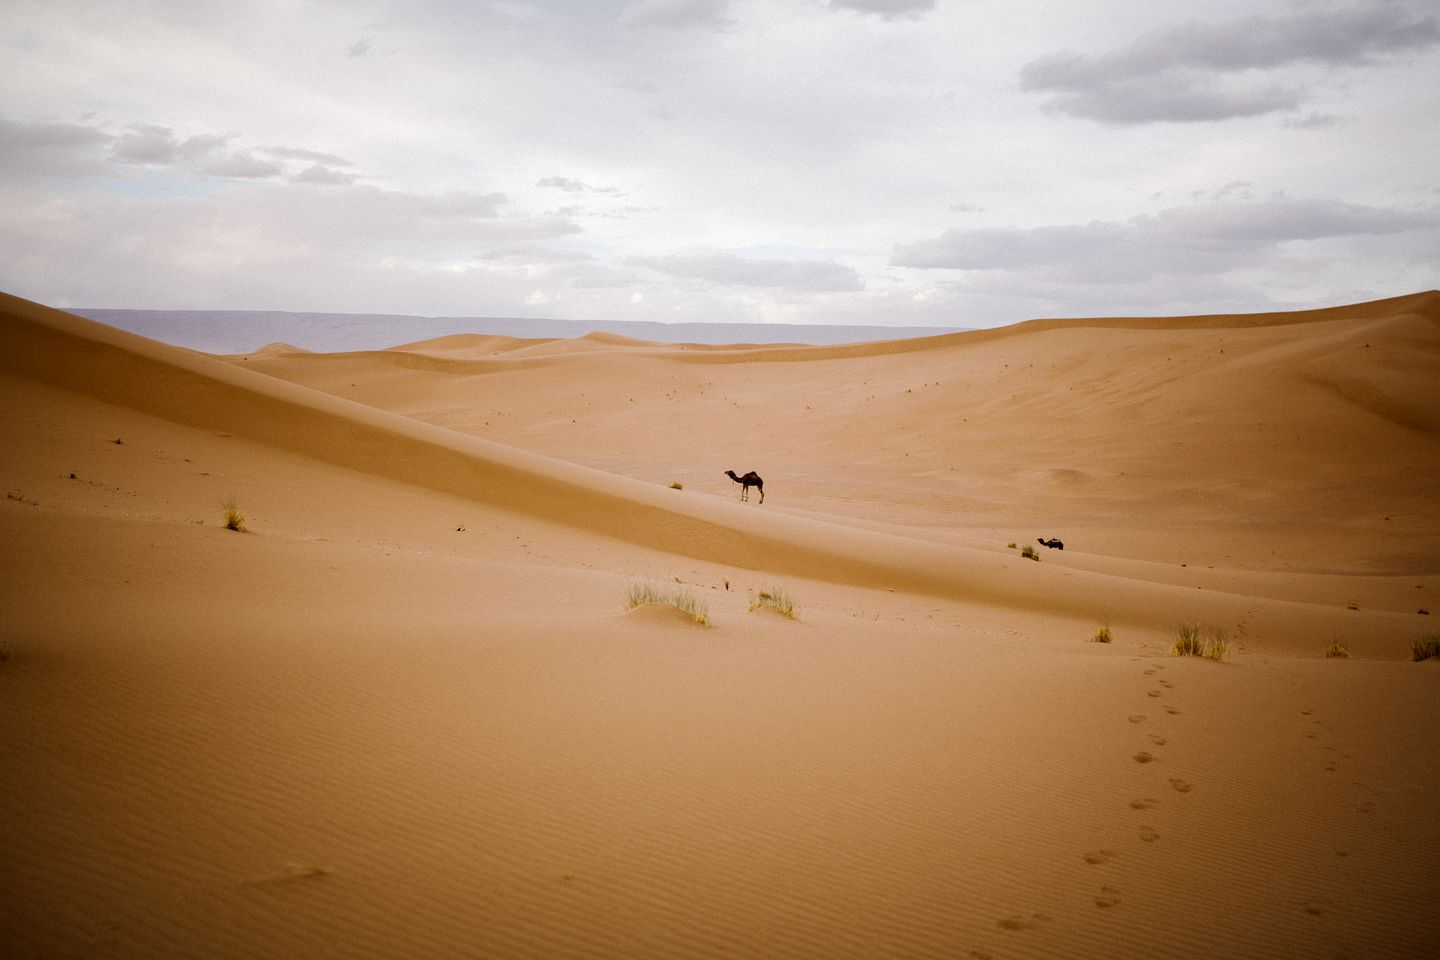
[3,289,1438,959]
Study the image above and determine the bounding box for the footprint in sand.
[1129,798,1160,810]
[244,863,330,886]
[1095,886,1122,909]
[1159,679,1174,689]
[1143,668,1157,676]
[1133,751,1158,763]
[1163,706,1181,715]
[1168,778,1192,793]
[1302,900,1330,916]
[1148,734,1168,746]
[1147,690,1163,698]
[997,913,1050,932]
[1128,714,1147,723]
[1083,849,1117,866]
[1356,801,1376,814]
[1139,826,1160,843]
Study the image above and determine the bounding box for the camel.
[1038,537,1064,550]
[724,470,764,503]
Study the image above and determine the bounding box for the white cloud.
[828,0,935,22]
[628,253,863,292]
[0,1,1437,327]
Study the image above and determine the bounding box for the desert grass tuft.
[1413,633,1440,662]
[625,581,710,626]
[1172,623,1228,661]
[1324,641,1350,659]
[1021,544,1039,561]
[749,586,799,620]
[1091,620,1113,643]
[221,496,246,532]
[669,482,684,490]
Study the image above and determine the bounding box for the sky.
[2,0,1438,330]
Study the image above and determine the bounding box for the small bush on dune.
[221,496,246,532]
[1414,634,1440,662]
[1092,620,1113,644]
[1172,623,1228,661]
[1324,641,1350,659]
[625,581,710,626]
[749,586,799,620]
[1021,544,1039,561]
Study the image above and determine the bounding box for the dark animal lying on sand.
[1037,537,1064,550]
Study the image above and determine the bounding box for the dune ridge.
[5,292,1426,652]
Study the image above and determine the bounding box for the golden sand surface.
[3,290,1438,958]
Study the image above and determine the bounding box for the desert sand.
[2,289,1438,958]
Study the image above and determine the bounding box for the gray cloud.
[2,114,362,185]
[110,125,179,165]
[112,126,283,178]
[893,197,1439,282]
[0,115,112,176]
[0,181,582,313]
[291,164,357,186]
[477,244,594,264]
[537,176,621,195]
[828,0,935,22]
[1021,6,1440,124]
[629,253,863,291]
[621,0,733,31]
[266,146,353,167]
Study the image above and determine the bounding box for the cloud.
[111,126,283,178]
[1021,6,1440,124]
[629,253,863,291]
[0,115,112,177]
[266,146,354,167]
[537,176,621,195]
[1282,111,1343,130]
[828,0,935,22]
[291,164,357,186]
[0,180,583,314]
[621,0,733,31]
[477,244,594,264]
[110,125,180,165]
[892,196,1439,283]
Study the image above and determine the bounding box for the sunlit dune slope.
[5,290,1436,656]
[233,291,1440,575]
[6,289,1440,960]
